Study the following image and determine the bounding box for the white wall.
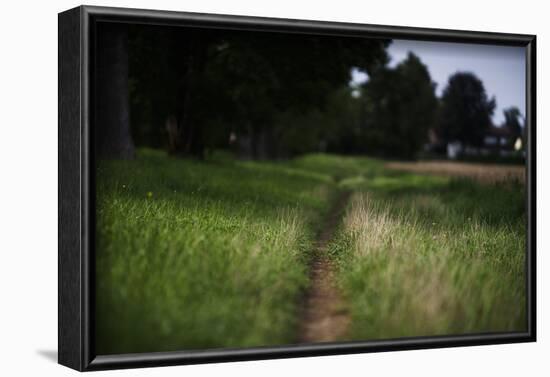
[0,0,546,375]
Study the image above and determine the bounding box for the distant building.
[425,124,524,160]
[484,125,515,154]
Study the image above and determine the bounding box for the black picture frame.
[58,5,537,372]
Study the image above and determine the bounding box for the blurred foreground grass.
[96,149,341,354]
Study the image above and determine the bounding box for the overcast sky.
[351,39,525,125]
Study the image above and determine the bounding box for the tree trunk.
[95,23,135,160]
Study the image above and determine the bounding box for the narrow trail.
[298,190,351,344]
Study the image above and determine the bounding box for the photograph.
[1,0,548,375]
[93,20,528,356]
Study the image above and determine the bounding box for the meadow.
[330,169,526,339]
[95,149,526,354]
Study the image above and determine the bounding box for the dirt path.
[298,191,351,343]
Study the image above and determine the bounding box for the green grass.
[95,149,337,354]
[330,164,526,339]
[96,149,526,354]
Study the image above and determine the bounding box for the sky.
[351,39,525,125]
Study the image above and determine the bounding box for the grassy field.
[95,149,526,354]
[330,172,526,339]
[95,149,338,354]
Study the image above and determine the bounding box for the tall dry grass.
[385,160,525,184]
[332,189,526,340]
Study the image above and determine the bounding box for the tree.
[95,23,135,159]
[360,52,438,159]
[438,72,496,148]
[128,26,216,159]
[205,31,389,159]
[125,25,389,159]
[503,106,523,140]
[275,86,363,156]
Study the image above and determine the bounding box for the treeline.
[95,23,523,161]
[96,23,389,160]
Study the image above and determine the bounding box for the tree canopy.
[503,106,523,140]
[95,22,517,163]
[359,52,438,159]
[438,72,496,147]
[125,24,390,159]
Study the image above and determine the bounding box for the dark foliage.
[95,22,509,162]
[359,53,438,159]
[123,24,389,159]
[503,106,523,139]
[438,72,496,147]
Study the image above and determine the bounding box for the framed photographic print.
[58,5,536,371]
